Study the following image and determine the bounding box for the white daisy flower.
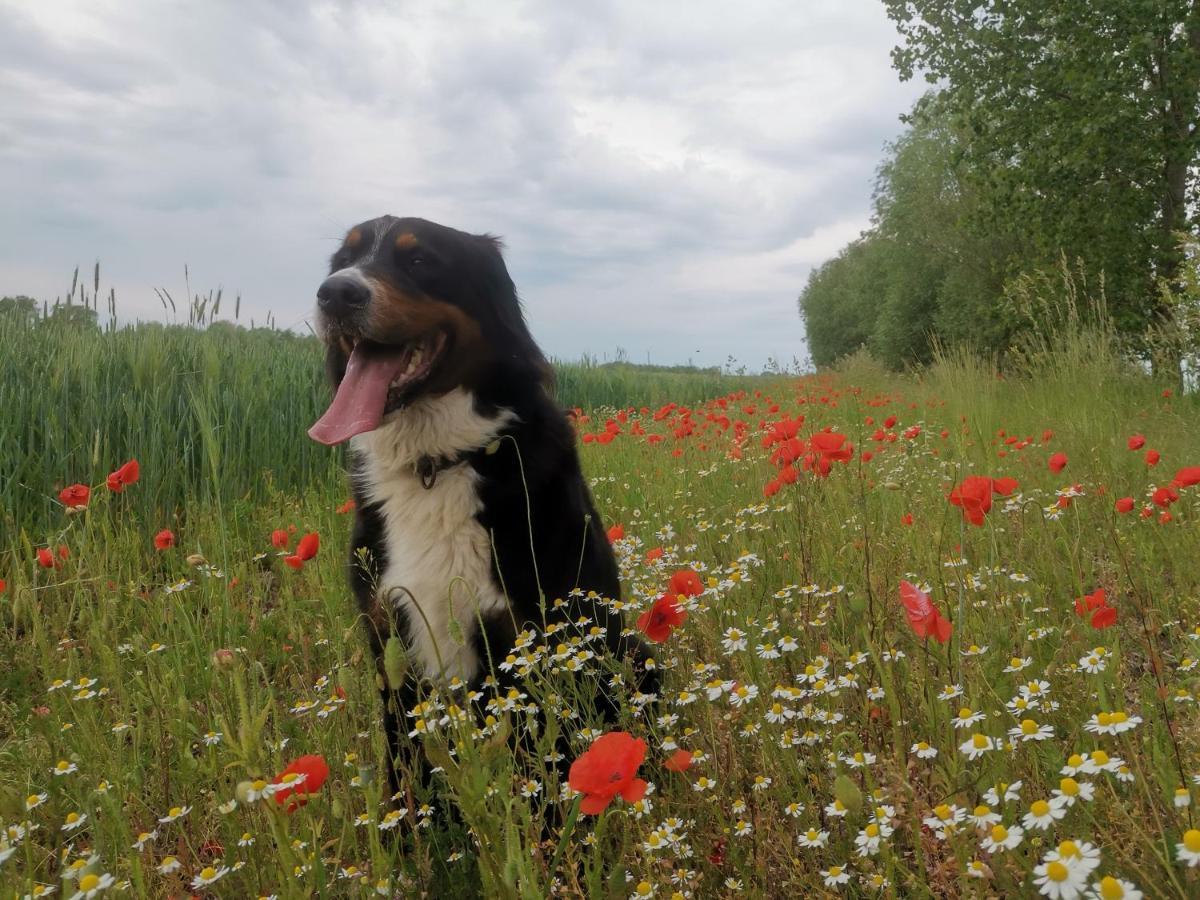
[1033,855,1088,900]
[1086,875,1142,899]
[1023,799,1068,831]
[1010,719,1055,742]
[797,828,829,849]
[190,864,230,889]
[959,733,996,760]
[821,865,851,887]
[984,777,1022,806]
[981,823,1024,852]
[1176,829,1200,867]
[68,872,115,899]
[953,707,986,729]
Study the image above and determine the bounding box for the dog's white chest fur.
[352,388,514,681]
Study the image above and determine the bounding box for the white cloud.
[0,0,922,367]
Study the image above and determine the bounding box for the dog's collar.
[414,453,462,489]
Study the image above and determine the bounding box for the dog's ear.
[325,341,349,388]
[475,234,553,386]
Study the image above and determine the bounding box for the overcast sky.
[0,0,923,370]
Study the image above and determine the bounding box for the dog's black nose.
[317,274,370,315]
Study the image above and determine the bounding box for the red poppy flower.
[1074,588,1106,615]
[271,529,290,549]
[273,754,330,812]
[1090,606,1117,629]
[1047,452,1067,474]
[36,546,67,568]
[1127,434,1146,451]
[154,529,175,550]
[1145,449,1160,467]
[645,547,664,563]
[1152,486,1179,508]
[105,459,140,492]
[59,484,90,509]
[947,476,994,526]
[1114,497,1134,514]
[1172,466,1200,488]
[900,512,914,526]
[606,524,625,543]
[568,731,648,815]
[637,593,688,643]
[295,532,320,561]
[336,499,356,514]
[668,569,704,598]
[898,580,952,643]
[0,579,6,595]
[664,749,693,772]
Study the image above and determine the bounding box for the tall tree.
[883,0,1200,345]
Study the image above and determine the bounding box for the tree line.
[800,1,1200,375]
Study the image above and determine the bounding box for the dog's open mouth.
[308,332,448,446]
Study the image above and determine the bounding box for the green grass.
[0,315,757,541]
[3,315,1200,897]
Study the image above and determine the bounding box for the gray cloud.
[0,0,922,367]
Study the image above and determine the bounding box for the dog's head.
[309,215,547,445]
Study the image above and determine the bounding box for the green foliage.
[3,339,1200,896]
[0,315,761,538]
[799,105,1014,368]
[797,238,887,367]
[884,0,1200,333]
[805,3,1200,371]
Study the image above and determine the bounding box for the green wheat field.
[3,310,1200,899]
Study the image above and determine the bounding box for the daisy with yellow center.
[981,822,1024,852]
[1177,828,1200,866]
[1010,718,1054,742]
[821,865,851,886]
[1091,875,1142,899]
[73,872,116,898]
[1033,857,1085,900]
[797,828,829,848]
[191,864,231,889]
[959,732,995,760]
[1022,798,1067,831]
[157,804,191,824]
[954,707,985,729]
[1052,777,1094,807]
[132,830,157,850]
[968,804,1001,827]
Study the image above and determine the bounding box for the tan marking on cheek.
[345,228,362,249]
[366,283,490,385]
[395,232,419,250]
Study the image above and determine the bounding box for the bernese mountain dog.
[309,215,655,807]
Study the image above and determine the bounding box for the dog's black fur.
[313,216,655,805]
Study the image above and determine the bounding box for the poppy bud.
[211,648,236,670]
[384,636,409,691]
[833,773,863,815]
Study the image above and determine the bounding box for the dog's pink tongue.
[308,347,399,446]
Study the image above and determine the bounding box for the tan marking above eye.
[395,232,419,250]
[345,228,363,248]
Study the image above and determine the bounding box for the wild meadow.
[3,314,1200,899]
